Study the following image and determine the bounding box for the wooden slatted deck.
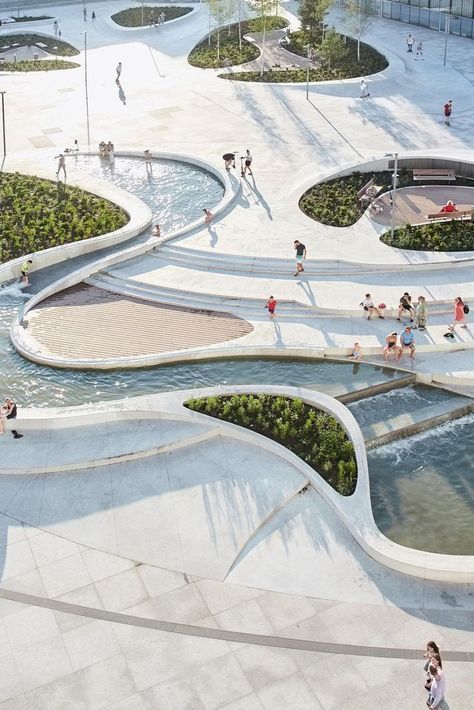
[24,284,254,359]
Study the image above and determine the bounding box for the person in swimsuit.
[348,342,362,360]
[384,332,398,361]
[242,149,252,176]
[203,208,213,224]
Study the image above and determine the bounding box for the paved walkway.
[371,185,474,227]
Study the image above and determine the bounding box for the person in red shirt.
[440,200,456,213]
[443,100,452,125]
[265,296,277,318]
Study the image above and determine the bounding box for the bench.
[426,209,471,222]
[357,178,383,205]
[413,168,456,182]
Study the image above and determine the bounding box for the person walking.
[406,33,414,52]
[242,149,252,176]
[83,5,87,21]
[3,398,23,439]
[360,79,370,98]
[427,663,446,709]
[265,296,277,318]
[443,100,452,126]
[159,11,165,25]
[53,20,59,36]
[116,62,122,80]
[55,153,67,180]
[416,295,428,330]
[144,149,152,167]
[20,259,33,286]
[92,10,96,22]
[222,152,236,171]
[293,240,306,276]
[415,40,423,59]
[449,296,468,331]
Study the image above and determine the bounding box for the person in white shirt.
[427,664,445,709]
[360,293,384,320]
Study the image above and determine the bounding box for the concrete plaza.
[0,1,473,708]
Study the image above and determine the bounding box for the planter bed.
[0,173,128,264]
[381,221,474,251]
[0,33,79,56]
[111,6,192,27]
[186,393,357,495]
[188,16,288,69]
[1,59,79,71]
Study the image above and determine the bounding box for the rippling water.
[368,415,474,555]
[72,155,224,232]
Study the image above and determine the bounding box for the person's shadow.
[273,318,283,346]
[208,224,218,247]
[245,174,273,221]
[116,79,126,105]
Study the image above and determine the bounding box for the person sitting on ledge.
[440,200,456,213]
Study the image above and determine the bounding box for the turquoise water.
[72,155,224,232]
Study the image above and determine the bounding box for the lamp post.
[305,44,311,100]
[260,16,267,77]
[443,12,451,67]
[385,152,398,241]
[141,0,144,27]
[0,91,6,156]
[81,32,91,148]
[53,45,58,65]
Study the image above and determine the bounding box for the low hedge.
[0,33,79,56]
[381,221,474,251]
[111,6,192,27]
[188,16,288,69]
[186,393,357,495]
[12,15,53,22]
[1,59,79,71]
[0,172,128,264]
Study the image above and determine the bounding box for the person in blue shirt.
[397,326,416,360]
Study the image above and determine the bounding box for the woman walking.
[449,296,468,331]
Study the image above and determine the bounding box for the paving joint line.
[0,587,471,661]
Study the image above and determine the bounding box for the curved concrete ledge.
[10,150,237,360]
[0,154,152,286]
[175,385,474,582]
[13,385,473,582]
[106,4,198,32]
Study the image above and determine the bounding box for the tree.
[248,0,274,76]
[299,0,331,44]
[208,0,235,59]
[320,27,347,69]
[344,0,375,62]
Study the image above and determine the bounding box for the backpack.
[463,304,469,314]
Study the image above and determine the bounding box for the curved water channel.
[0,157,472,556]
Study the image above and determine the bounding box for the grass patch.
[1,59,79,71]
[185,393,357,495]
[0,33,79,56]
[381,221,474,251]
[111,6,192,27]
[0,173,129,264]
[188,16,288,68]
[11,15,53,22]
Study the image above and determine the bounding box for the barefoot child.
[265,296,277,318]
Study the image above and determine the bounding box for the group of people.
[423,641,445,709]
[406,33,423,58]
[99,141,114,159]
[0,397,22,439]
[149,10,166,26]
[223,150,253,177]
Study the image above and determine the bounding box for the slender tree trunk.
[238,0,242,52]
[217,28,220,59]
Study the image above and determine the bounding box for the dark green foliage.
[1,59,79,72]
[0,33,79,56]
[188,16,288,68]
[12,15,53,22]
[185,394,357,495]
[0,173,128,264]
[111,6,192,27]
[381,221,474,251]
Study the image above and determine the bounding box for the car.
[0,17,16,25]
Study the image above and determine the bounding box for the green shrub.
[111,6,192,27]
[381,220,474,251]
[0,33,79,56]
[0,173,128,264]
[13,15,53,22]
[186,394,357,495]
[1,59,79,72]
[188,16,288,68]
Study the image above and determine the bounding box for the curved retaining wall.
[105,4,199,32]
[12,385,474,582]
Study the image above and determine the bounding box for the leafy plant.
[0,173,128,264]
[111,6,192,27]
[0,33,79,56]
[188,16,288,68]
[381,220,474,251]
[185,394,357,495]
[1,59,79,72]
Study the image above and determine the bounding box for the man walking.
[415,40,423,59]
[116,62,122,80]
[443,99,453,126]
[242,149,253,176]
[360,79,370,98]
[83,5,87,21]
[3,398,23,439]
[159,11,165,25]
[55,153,66,181]
[293,240,306,276]
[406,33,414,52]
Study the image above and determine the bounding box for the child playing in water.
[348,342,362,360]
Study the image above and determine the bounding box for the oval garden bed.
[0,173,128,264]
[188,16,288,69]
[0,33,78,56]
[111,6,192,27]
[1,59,79,71]
[186,393,357,495]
